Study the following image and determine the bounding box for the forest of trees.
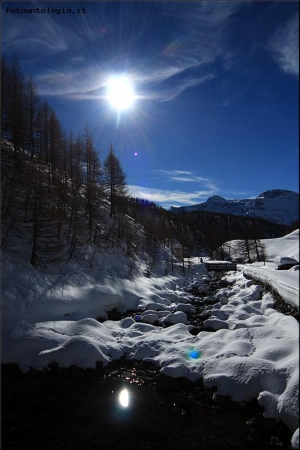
[1,56,134,268]
[2,55,297,271]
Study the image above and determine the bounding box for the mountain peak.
[206,195,227,204]
[257,189,297,199]
[170,189,299,226]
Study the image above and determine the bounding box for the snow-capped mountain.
[169,190,299,226]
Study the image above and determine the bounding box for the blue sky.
[2,1,299,209]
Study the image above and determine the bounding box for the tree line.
[1,56,134,268]
[1,55,199,272]
[2,56,127,216]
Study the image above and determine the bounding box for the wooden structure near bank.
[205,261,237,272]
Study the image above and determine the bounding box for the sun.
[106,76,135,111]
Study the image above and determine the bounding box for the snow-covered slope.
[225,229,299,264]
[218,229,299,310]
[170,190,299,226]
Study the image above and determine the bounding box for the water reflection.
[118,388,129,407]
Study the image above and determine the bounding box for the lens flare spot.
[134,152,138,157]
[187,349,201,360]
[119,388,129,408]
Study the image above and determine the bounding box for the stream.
[2,273,296,449]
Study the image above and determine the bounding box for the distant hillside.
[2,138,297,266]
[170,190,299,227]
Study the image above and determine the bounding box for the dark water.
[1,360,293,449]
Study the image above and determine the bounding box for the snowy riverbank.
[2,230,299,448]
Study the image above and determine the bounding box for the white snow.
[2,229,299,448]
[236,229,299,310]
[170,189,299,226]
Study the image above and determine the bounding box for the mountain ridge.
[169,189,299,226]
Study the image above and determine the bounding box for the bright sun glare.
[107,76,135,111]
[118,388,129,407]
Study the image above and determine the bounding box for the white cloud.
[3,12,68,54]
[269,14,299,78]
[131,3,243,102]
[128,185,216,208]
[158,74,215,102]
[128,169,220,207]
[153,170,218,189]
[156,170,191,176]
[128,171,257,208]
[2,2,239,100]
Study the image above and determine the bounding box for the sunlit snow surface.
[2,230,299,448]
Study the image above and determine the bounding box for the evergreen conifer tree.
[103,145,127,217]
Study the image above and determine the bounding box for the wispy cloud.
[128,170,258,208]
[2,10,68,55]
[269,14,299,78]
[157,74,215,102]
[135,2,243,100]
[128,169,220,208]
[127,185,216,209]
[128,182,259,209]
[4,2,242,99]
[165,3,242,63]
[153,170,218,189]
[3,1,271,103]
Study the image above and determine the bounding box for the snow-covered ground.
[2,230,299,449]
[225,229,299,310]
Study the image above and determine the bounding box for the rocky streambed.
[1,358,293,450]
[2,273,296,449]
